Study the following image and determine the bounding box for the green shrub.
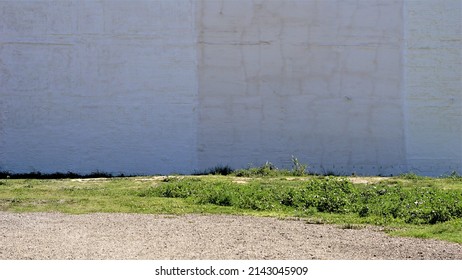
[155,179,197,198]
[353,183,462,224]
[191,181,235,206]
[398,173,426,180]
[151,176,462,225]
[193,165,234,175]
[303,178,354,213]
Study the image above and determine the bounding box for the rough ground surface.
[0,212,460,260]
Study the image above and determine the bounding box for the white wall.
[197,0,407,175]
[0,0,460,176]
[404,0,462,176]
[0,0,198,174]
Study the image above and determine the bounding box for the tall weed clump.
[233,162,285,177]
[233,157,309,177]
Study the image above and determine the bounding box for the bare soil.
[0,212,460,260]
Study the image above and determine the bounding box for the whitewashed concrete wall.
[0,0,198,175]
[0,0,460,176]
[197,0,407,175]
[404,0,462,176]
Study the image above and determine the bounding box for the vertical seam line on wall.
[401,0,410,173]
[193,0,201,172]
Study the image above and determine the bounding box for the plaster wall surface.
[0,0,198,174]
[0,0,460,176]
[197,0,407,175]
[404,0,462,176]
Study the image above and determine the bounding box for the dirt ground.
[0,212,460,260]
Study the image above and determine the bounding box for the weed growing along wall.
[0,0,460,176]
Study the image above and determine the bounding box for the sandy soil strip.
[0,212,460,260]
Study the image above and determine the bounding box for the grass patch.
[0,174,461,243]
[390,219,462,244]
[0,171,115,179]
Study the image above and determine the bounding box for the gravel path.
[0,212,460,260]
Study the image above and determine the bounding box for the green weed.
[233,157,309,177]
[398,173,427,180]
[441,171,462,180]
[193,165,234,176]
